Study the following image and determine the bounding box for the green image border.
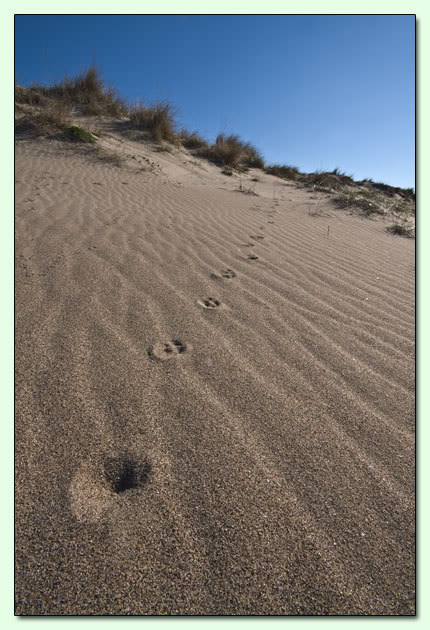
[4,2,422,626]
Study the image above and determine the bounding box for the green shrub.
[65,125,96,143]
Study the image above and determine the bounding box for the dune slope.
[15,133,415,615]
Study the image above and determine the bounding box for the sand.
[15,128,415,615]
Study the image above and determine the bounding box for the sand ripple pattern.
[15,139,415,615]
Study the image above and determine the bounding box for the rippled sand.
[15,132,415,615]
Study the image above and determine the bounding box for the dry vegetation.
[236,179,259,196]
[15,67,126,118]
[178,129,209,150]
[264,165,415,235]
[15,66,415,235]
[198,134,265,170]
[264,164,301,180]
[386,216,415,238]
[331,181,415,234]
[128,102,178,143]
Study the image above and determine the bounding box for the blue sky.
[15,14,415,188]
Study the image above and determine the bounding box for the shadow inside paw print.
[104,455,151,494]
[148,338,188,361]
[221,269,236,279]
[198,297,222,309]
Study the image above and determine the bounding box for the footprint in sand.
[70,454,152,523]
[210,269,236,280]
[250,235,264,240]
[247,255,259,261]
[148,338,189,360]
[198,297,222,309]
[104,455,151,494]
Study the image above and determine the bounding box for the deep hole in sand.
[104,456,151,494]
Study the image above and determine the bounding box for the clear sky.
[15,14,415,188]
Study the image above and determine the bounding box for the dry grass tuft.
[47,66,127,117]
[200,134,264,169]
[179,129,209,149]
[386,218,415,238]
[300,170,355,191]
[264,164,300,180]
[16,67,126,118]
[30,101,71,135]
[128,102,178,143]
[236,179,258,196]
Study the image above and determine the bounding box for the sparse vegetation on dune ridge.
[15,66,415,234]
[198,133,265,170]
[264,164,301,180]
[265,164,415,235]
[178,129,209,150]
[15,66,127,117]
[128,102,178,143]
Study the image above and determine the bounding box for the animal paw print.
[221,269,236,279]
[148,338,188,361]
[198,297,222,309]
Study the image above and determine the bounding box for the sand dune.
[15,131,415,615]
